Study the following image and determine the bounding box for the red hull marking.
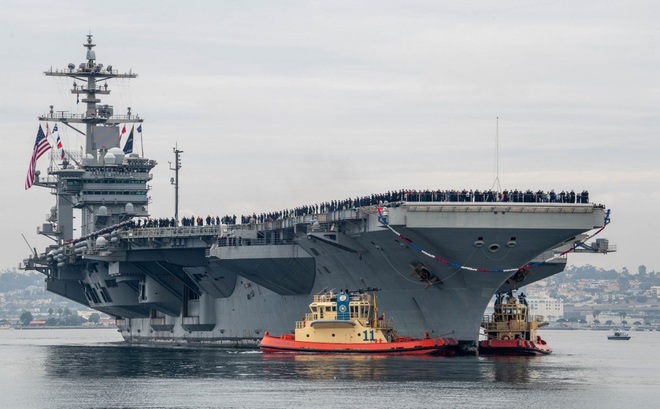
[259,335,458,355]
[478,339,552,355]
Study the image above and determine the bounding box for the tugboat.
[479,291,552,356]
[259,288,457,355]
[607,330,631,340]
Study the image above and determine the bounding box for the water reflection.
[477,356,538,383]
[260,353,552,384]
[261,353,456,381]
[44,345,236,379]
[43,344,556,386]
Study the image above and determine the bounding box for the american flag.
[25,124,51,189]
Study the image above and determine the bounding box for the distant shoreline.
[9,325,117,330]
[542,326,657,331]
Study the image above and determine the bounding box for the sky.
[1,0,658,273]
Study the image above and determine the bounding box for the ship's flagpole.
[491,117,502,195]
[46,121,56,169]
[139,124,144,157]
[170,145,183,223]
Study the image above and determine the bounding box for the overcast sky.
[1,1,658,273]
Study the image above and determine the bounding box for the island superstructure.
[23,35,613,353]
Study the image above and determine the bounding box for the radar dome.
[95,236,108,248]
[98,206,108,216]
[125,203,135,214]
[108,147,125,164]
[83,154,95,166]
[103,152,116,165]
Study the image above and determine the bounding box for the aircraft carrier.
[23,35,613,353]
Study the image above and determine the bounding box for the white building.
[526,293,564,322]
[651,286,660,298]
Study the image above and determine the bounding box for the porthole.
[507,241,517,248]
[474,240,484,248]
[306,334,310,338]
[332,334,336,337]
[489,244,500,253]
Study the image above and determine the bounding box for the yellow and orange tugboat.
[479,291,552,356]
[260,288,457,355]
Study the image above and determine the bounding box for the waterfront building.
[526,293,564,322]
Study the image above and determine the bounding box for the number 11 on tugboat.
[259,288,457,355]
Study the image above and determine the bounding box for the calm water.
[0,328,658,408]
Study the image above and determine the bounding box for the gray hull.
[48,203,604,351]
